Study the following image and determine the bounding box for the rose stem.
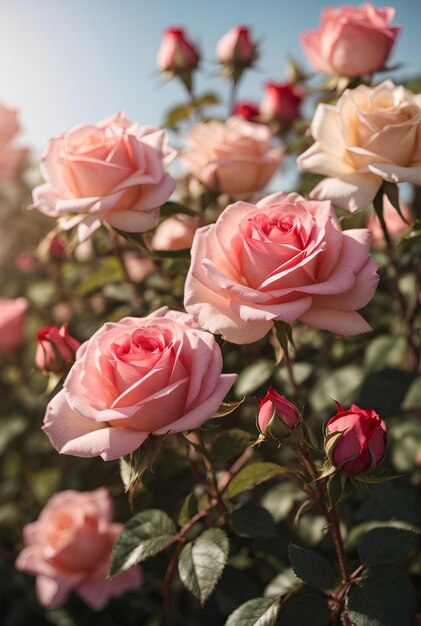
[228,79,238,116]
[298,445,350,584]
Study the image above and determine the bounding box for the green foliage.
[234,360,274,397]
[288,544,337,592]
[224,597,280,626]
[358,527,418,565]
[224,463,288,500]
[210,429,252,463]
[278,590,331,625]
[229,504,278,539]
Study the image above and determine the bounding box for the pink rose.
[260,82,302,123]
[0,297,28,352]
[182,117,284,195]
[151,213,202,251]
[15,488,141,610]
[157,27,200,74]
[297,81,421,212]
[233,102,260,122]
[366,195,413,249]
[43,308,236,460]
[300,4,401,77]
[184,192,379,344]
[216,26,257,67]
[257,387,301,439]
[32,113,176,241]
[0,103,28,182]
[325,403,387,476]
[35,323,80,373]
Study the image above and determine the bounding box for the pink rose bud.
[325,403,387,476]
[216,26,258,68]
[260,82,303,123]
[0,297,28,352]
[257,387,301,440]
[157,27,200,74]
[233,101,260,122]
[300,4,401,77]
[35,323,80,373]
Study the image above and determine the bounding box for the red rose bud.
[35,323,80,373]
[260,82,303,123]
[157,27,200,75]
[233,101,260,122]
[216,26,258,68]
[325,403,387,476]
[257,387,301,440]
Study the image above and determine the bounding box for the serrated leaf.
[346,566,416,626]
[178,528,229,605]
[224,597,280,626]
[225,463,288,500]
[346,520,420,550]
[178,491,198,527]
[234,360,274,397]
[264,568,298,598]
[279,591,331,626]
[108,509,176,577]
[358,527,417,565]
[229,504,278,538]
[210,429,252,463]
[288,544,337,592]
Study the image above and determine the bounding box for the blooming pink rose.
[233,102,260,122]
[0,103,28,182]
[36,323,80,373]
[15,488,141,610]
[260,82,302,123]
[0,297,28,352]
[297,81,421,212]
[43,308,236,460]
[257,387,301,440]
[184,192,379,344]
[300,4,401,77]
[325,403,387,475]
[151,214,202,251]
[157,27,200,74]
[182,117,284,195]
[366,195,413,249]
[216,26,257,67]
[32,113,176,241]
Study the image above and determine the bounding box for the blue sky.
[0,0,420,155]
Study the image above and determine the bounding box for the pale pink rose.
[300,4,400,77]
[151,214,202,251]
[182,117,284,195]
[32,113,176,242]
[366,195,413,249]
[157,27,200,74]
[15,488,142,610]
[0,297,28,352]
[42,308,236,460]
[216,26,257,67]
[184,192,379,344]
[0,103,28,182]
[297,81,421,212]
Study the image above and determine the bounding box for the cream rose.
[32,113,176,241]
[297,81,421,212]
[181,117,284,195]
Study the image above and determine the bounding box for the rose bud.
[325,403,387,476]
[257,387,301,440]
[260,82,302,124]
[216,26,258,86]
[36,323,80,373]
[233,101,260,122]
[157,27,200,80]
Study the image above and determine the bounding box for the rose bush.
[325,403,387,475]
[300,3,400,77]
[15,488,141,610]
[297,80,421,212]
[0,297,28,352]
[42,308,236,460]
[181,117,283,195]
[32,113,176,241]
[184,192,379,344]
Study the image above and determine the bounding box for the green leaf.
[363,335,407,373]
[178,491,198,527]
[224,597,280,626]
[358,368,417,417]
[0,416,26,455]
[212,398,244,419]
[288,544,337,592]
[210,429,252,463]
[310,365,363,413]
[346,566,416,626]
[178,528,229,605]
[279,591,330,626]
[261,482,305,522]
[229,504,278,539]
[108,509,176,577]
[358,527,417,565]
[264,568,298,598]
[402,376,421,410]
[74,257,124,296]
[346,520,420,550]
[225,462,288,500]
[234,360,274,397]
[193,92,220,107]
